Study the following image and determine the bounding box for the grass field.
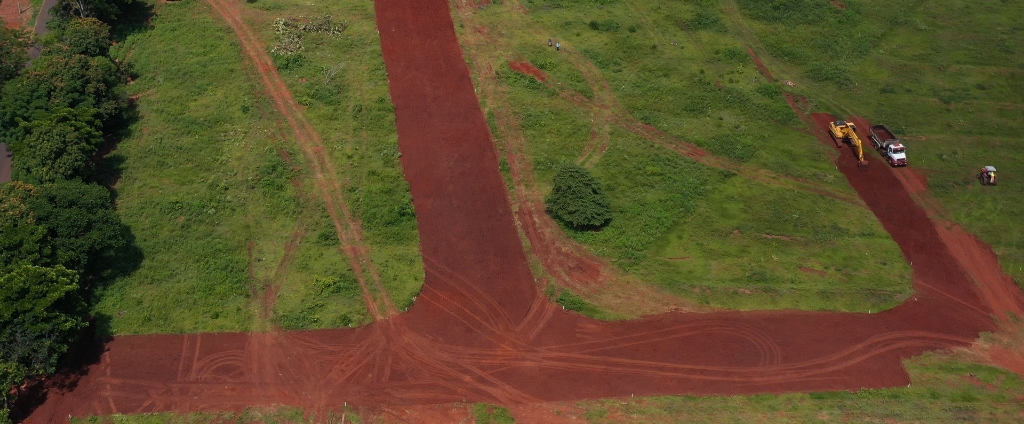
[91,0,420,334]
[721,0,1024,287]
[463,0,915,312]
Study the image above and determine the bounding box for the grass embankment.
[725,0,1024,287]
[94,0,421,334]
[466,0,912,313]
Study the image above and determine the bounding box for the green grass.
[722,0,1024,286]
[575,351,1024,423]
[246,0,424,313]
[475,1,912,311]
[472,403,516,424]
[91,0,421,334]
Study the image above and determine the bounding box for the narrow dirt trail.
[22,0,1024,421]
[205,0,394,320]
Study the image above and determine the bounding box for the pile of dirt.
[508,60,546,82]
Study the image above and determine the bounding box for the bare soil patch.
[508,60,546,82]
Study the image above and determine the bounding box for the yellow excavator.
[829,120,869,167]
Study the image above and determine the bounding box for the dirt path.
[22,0,1024,421]
[205,0,394,320]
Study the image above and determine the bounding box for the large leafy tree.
[10,107,104,184]
[0,183,49,272]
[545,164,612,229]
[60,18,112,57]
[23,181,127,276]
[0,52,126,144]
[0,265,86,407]
[53,0,135,25]
[0,27,31,86]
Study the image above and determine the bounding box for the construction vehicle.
[869,124,907,167]
[829,120,868,166]
[979,166,997,186]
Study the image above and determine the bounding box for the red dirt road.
[24,0,1024,421]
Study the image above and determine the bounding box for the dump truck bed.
[870,125,897,142]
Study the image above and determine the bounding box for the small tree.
[60,18,112,57]
[0,27,31,86]
[545,164,612,229]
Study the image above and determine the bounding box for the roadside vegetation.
[464,0,913,312]
[0,5,136,421]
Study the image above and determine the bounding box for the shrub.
[588,19,621,32]
[545,164,612,229]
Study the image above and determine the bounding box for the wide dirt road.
[25,0,1024,421]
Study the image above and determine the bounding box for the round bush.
[545,164,611,229]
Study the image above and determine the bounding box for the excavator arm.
[829,121,868,166]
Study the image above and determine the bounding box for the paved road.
[33,0,54,34]
[27,0,55,58]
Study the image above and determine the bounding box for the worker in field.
[548,38,552,46]
[556,42,561,51]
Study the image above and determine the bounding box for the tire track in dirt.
[205,0,394,320]
[21,0,1024,421]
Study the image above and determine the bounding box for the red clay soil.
[1,0,27,28]
[508,60,546,82]
[23,0,1024,421]
[746,46,775,82]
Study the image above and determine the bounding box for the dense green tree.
[0,52,126,144]
[10,108,104,184]
[0,28,31,86]
[0,183,49,272]
[53,0,135,24]
[59,18,112,57]
[545,164,612,229]
[0,265,86,401]
[23,181,126,275]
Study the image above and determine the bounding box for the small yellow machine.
[829,120,868,167]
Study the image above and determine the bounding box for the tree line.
[1,1,138,421]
